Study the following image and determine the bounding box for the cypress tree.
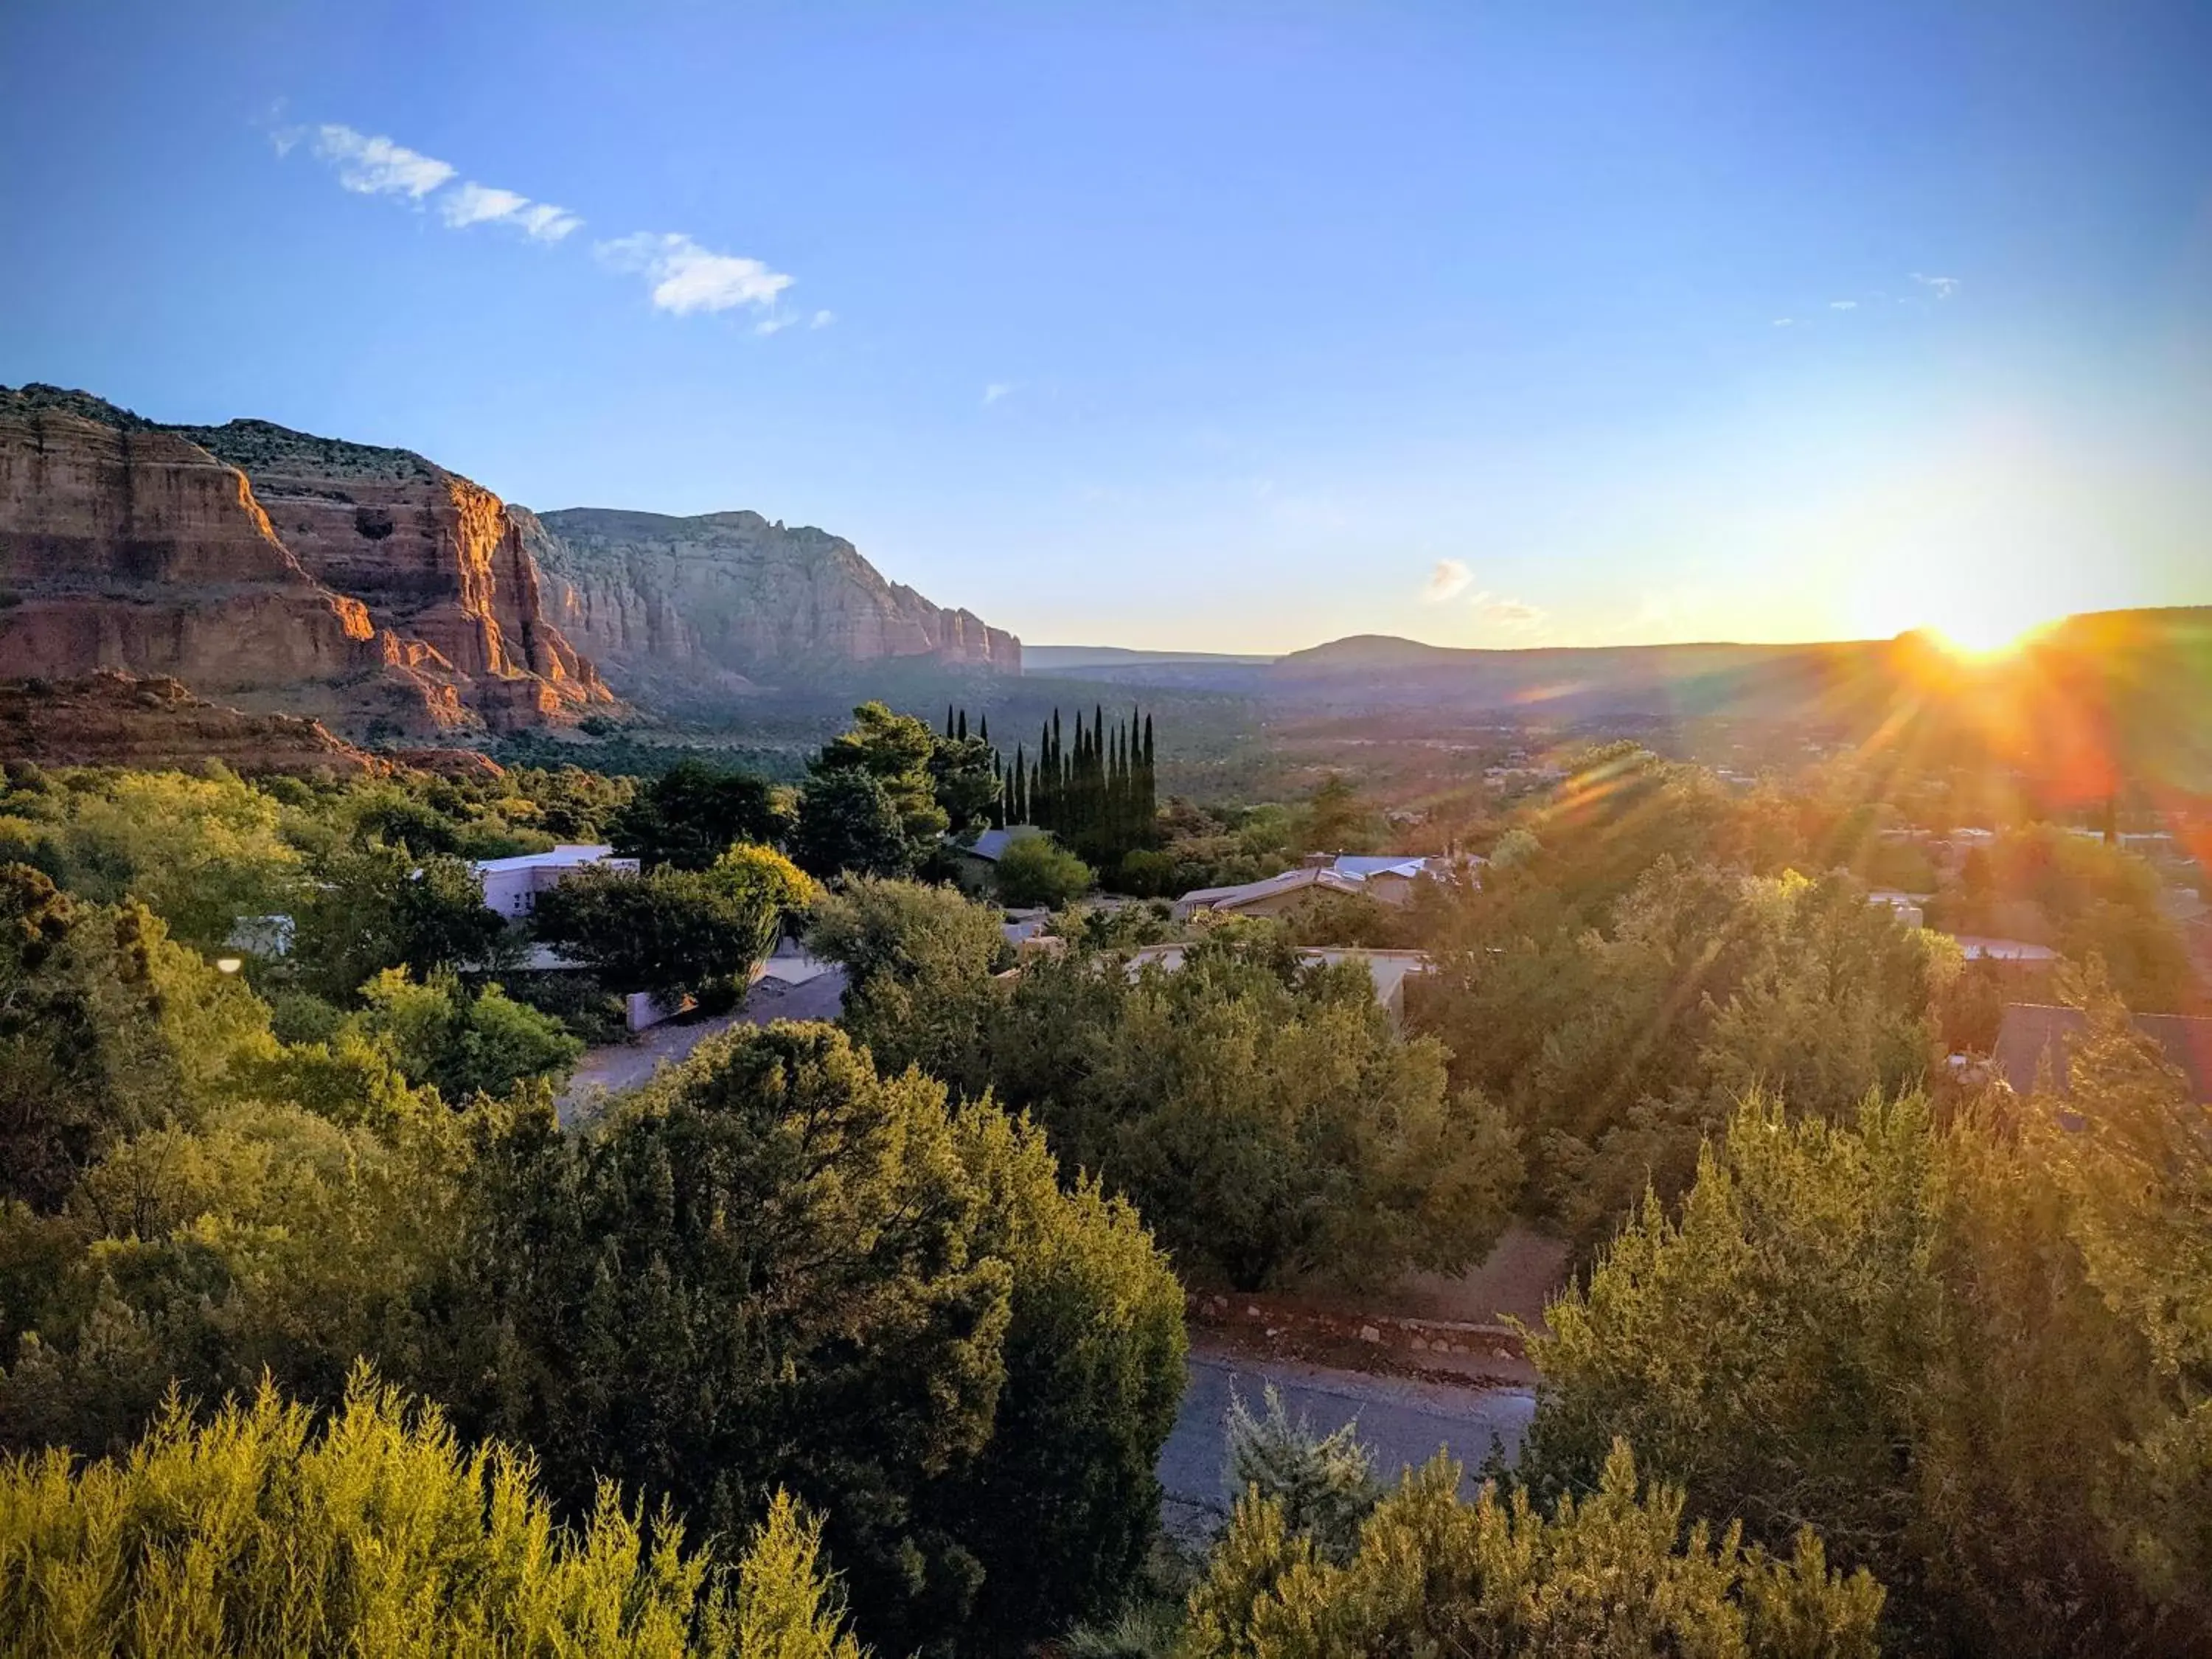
[1143,713,1157,825]
[979,712,989,745]
[958,709,968,741]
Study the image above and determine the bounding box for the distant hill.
[1041,611,2212,737]
[1026,645,1279,670]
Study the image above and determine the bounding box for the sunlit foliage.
[0,1370,863,1658]
[1182,1440,1882,1659]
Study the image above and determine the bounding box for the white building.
[471,844,639,919]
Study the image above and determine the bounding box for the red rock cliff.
[170,419,612,730]
[0,387,461,734]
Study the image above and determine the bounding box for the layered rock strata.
[170,418,612,729]
[0,672,380,776]
[0,387,461,734]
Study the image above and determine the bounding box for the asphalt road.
[555,967,849,1124]
[1158,1349,1536,1538]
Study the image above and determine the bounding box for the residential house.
[947,825,1047,894]
[1172,852,1470,922]
[471,844,638,919]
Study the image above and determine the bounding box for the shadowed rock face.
[521,505,1020,692]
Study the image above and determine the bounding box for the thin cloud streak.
[597,232,793,315]
[278,116,806,321]
[310,125,454,198]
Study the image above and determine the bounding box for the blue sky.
[3,1,2206,653]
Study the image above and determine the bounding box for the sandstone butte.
[0,383,1023,756]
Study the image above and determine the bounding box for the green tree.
[990,936,1522,1290]
[930,732,1002,837]
[925,1105,1189,1648]
[1299,773,1380,855]
[790,771,918,880]
[710,841,818,931]
[0,1369,866,1658]
[1222,1386,1380,1565]
[995,834,1094,908]
[1521,1074,2212,1656]
[288,844,512,1004]
[442,1021,1186,1655]
[1418,860,1938,1243]
[807,877,1009,1096]
[532,863,780,1001]
[810,703,949,852]
[347,966,584,1102]
[0,1053,479,1458]
[0,866,271,1211]
[1182,1440,1882,1659]
[0,767,305,953]
[612,757,786,872]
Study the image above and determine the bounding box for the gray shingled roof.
[1992,1004,2212,1103]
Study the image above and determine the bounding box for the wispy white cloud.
[1912,272,1961,298]
[1483,597,1546,629]
[440,182,581,240]
[310,124,455,198]
[597,232,793,315]
[1772,317,1795,327]
[1422,558,1474,602]
[276,117,811,319]
[810,309,835,329]
[439,182,529,227]
[1829,299,1858,310]
[983,382,1015,406]
[289,125,579,240]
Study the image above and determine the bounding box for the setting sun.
[1924,614,2042,659]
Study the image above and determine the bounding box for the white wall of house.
[473,845,639,919]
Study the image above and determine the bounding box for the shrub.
[995,833,1094,908]
[1181,1441,1883,1659]
[0,1368,863,1658]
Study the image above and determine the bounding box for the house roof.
[959,825,1046,863]
[471,844,619,875]
[1331,854,1441,879]
[1992,1003,2212,1103]
[1177,866,1369,912]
